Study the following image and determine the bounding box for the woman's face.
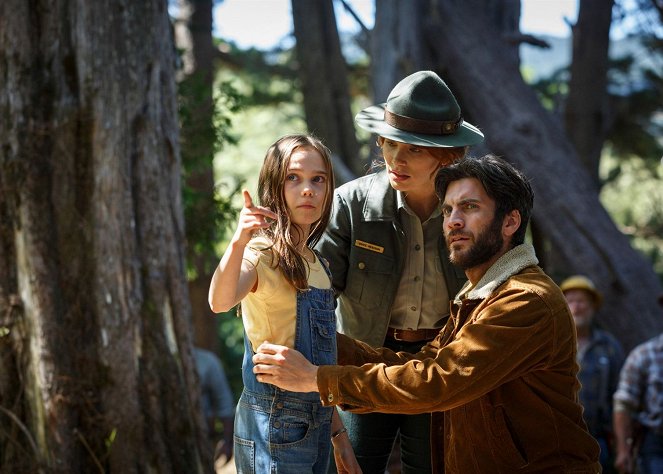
[380,138,446,196]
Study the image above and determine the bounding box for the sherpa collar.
[455,243,539,303]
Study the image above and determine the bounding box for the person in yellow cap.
[561,275,625,473]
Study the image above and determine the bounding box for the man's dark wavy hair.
[435,154,534,247]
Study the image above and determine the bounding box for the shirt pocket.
[309,308,337,365]
[344,250,395,309]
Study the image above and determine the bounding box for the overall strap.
[311,248,333,280]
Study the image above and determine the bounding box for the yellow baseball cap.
[560,275,603,308]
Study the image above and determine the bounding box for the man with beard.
[252,155,601,473]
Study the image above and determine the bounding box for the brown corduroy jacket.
[317,244,601,473]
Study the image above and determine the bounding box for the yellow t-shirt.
[240,237,331,352]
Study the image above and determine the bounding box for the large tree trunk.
[532,0,614,276]
[174,0,220,354]
[565,0,614,188]
[485,0,521,65]
[0,1,210,472]
[426,0,663,350]
[370,0,435,102]
[291,0,362,181]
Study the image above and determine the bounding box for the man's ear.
[502,210,521,238]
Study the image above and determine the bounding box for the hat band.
[384,109,463,136]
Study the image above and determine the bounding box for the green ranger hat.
[355,70,485,148]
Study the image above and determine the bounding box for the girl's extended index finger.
[242,189,254,208]
[243,189,277,220]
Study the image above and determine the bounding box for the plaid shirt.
[613,333,663,431]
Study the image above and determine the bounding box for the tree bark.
[0,1,209,472]
[370,0,434,102]
[426,0,663,350]
[485,0,521,65]
[290,0,363,181]
[565,0,614,188]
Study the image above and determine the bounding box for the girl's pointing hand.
[234,190,277,245]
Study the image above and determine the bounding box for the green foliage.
[607,65,663,165]
[105,428,117,450]
[527,67,569,114]
[600,153,663,283]
[214,38,300,107]
[179,76,246,277]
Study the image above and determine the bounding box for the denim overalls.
[234,254,337,473]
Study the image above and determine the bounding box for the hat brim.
[355,104,484,148]
[561,286,603,308]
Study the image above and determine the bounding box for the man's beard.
[447,216,504,270]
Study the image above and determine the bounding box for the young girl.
[208,134,359,473]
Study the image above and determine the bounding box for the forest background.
[0,0,662,472]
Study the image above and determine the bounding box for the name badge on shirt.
[354,240,384,253]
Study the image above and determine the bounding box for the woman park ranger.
[315,70,484,473]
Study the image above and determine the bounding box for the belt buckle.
[393,328,421,342]
[393,328,406,341]
[388,327,436,342]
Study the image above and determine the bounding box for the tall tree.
[485,0,522,65]
[565,0,615,188]
[370,0,434,102]
[0,1,209,472]
[291,0,361,181]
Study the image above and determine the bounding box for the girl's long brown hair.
[257,134,335,290]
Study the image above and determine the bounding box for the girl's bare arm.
[209,190,276,312]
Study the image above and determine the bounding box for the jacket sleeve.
[315,191,351,293]
[336,332,436,366]
[319,287,565,413]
